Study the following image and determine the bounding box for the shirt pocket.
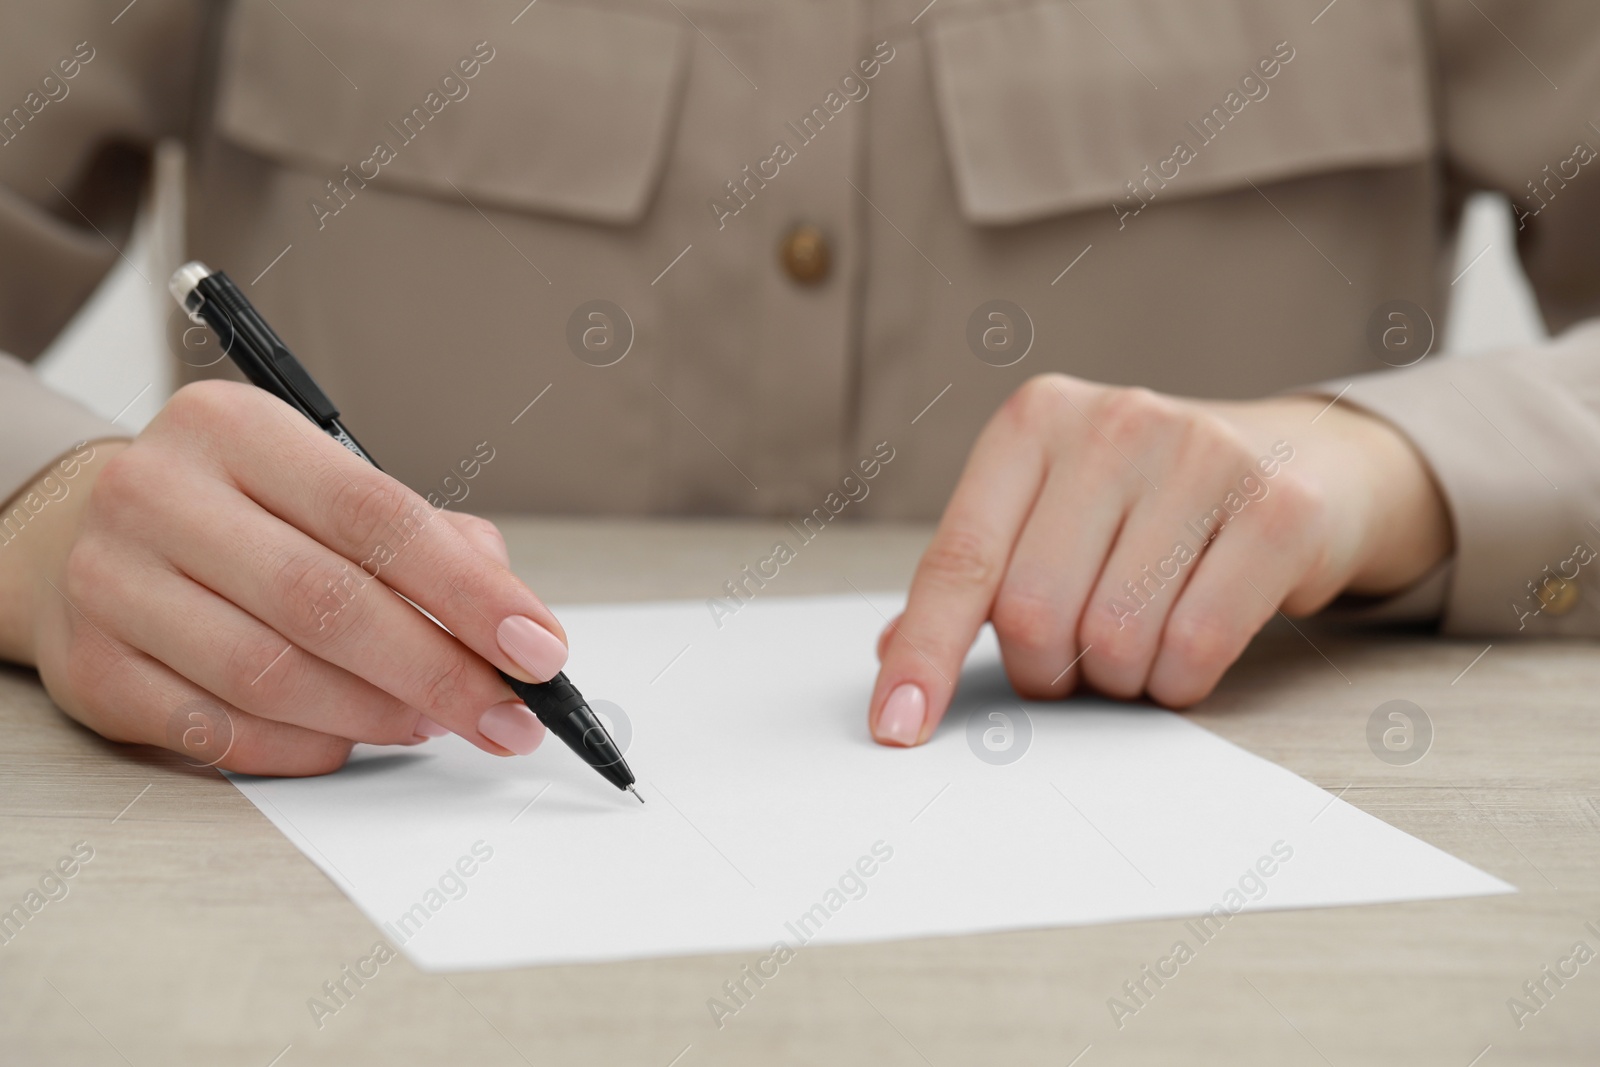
[212,0,690,225]
[923,0,1435,225]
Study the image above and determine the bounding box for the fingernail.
[414,716,450,738]
[876,682,927,747]
[477,701,546,755]
[496,615,568,682]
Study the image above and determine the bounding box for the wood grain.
[2,518,1595,1066]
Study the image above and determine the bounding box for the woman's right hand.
[0,381,569,774]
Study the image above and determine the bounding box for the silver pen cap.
[167,260,213,311]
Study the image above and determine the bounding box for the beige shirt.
[2,0,1597,639]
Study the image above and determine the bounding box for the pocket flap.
[925,0,1434,225]
[215,0,690,225]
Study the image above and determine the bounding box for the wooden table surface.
[3,518,1597,1066]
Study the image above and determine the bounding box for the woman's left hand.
[868,373,1453,746]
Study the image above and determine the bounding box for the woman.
[1,0,1593,772]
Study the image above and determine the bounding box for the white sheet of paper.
[229,593,1512,972]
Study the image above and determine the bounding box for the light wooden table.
[3,518,1597,1066]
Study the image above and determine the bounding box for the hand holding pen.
[3,264,633,791]
[168,263,637,795]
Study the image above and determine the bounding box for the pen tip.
[628,785,645,804]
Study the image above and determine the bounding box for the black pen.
[167,261,641,802]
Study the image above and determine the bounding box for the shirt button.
[1538,576,1580,615]
[779,224,831,285]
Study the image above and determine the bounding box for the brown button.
[779,224,831,285]
[1537,576,1580,615]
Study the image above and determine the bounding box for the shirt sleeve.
[1304,1,1600,637]
[0,1,205,504]
[1315,322,1600,636]
[0,354,129,508]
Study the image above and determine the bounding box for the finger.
[876,613,903,662]
[990,457,1130,699]
[869,379,1060,746]
[154,476,542,755]
[1075,465,1238,699]
[48,629,355,776]
[1146,479,1321,707]
[1070,398,1297,700]
[170,383,567,686]
[109,558,434,746]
